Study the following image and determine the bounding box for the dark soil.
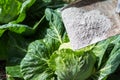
[0,60,6,80]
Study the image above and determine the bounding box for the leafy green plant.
[20,8,65,80]
[20,34,120,80]
[0,0,35,24]
[48,49,96,80]
[0,0,120,80]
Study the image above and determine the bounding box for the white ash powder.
[62,7,112,50]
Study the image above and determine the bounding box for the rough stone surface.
[62,7,112,50]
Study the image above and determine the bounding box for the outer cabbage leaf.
[0,0,35,37]
[92,39,111,69]
[6,32,30,65]
[0,0,21,23]
[45,8,64,44]
[96,35,120,80]
[97,49,120,80]
[20,8,65,80]
[0,0,35,24]
[0,32,30,80]
[6,65,22,78]
[48,49,96,80]
[20,40,51,80]
[21,39,60,80]
[0,23,33,37]
[0,31,29,61]
[90,35,120,80]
